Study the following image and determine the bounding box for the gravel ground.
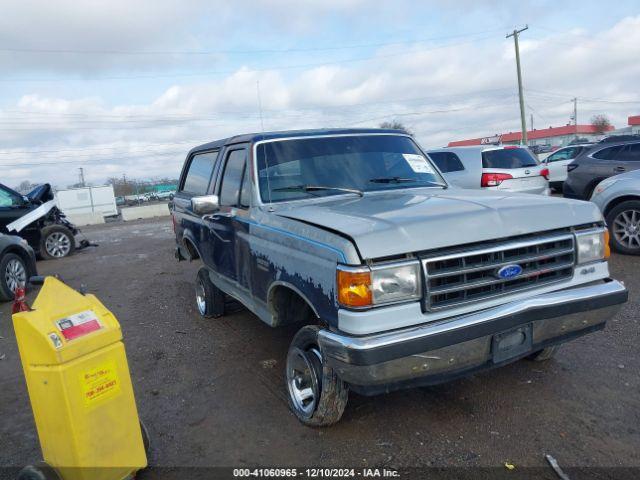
[1,217,638,476]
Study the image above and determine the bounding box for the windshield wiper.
[369,177,447,188]
[272,184,364,197]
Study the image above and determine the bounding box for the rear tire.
[0,252,28,301]
[606,200,640,255]
[527,345,560,362]
[285,325,348,426]
[40,225,75,260]
[195,267,224,318]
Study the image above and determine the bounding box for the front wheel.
[0,253,28,301]
[606,200,640,255]
[285,325,348,426]
[40,225,75,260]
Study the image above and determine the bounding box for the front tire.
[0,253,28,301]
[606,200,640,255]
[40,225,75,260]
[285,325,348,426]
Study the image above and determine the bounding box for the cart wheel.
[140,420,151,455]
[40,225,76,260]
[17,462,61,480]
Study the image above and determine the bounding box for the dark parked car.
[563,139,640,200]
[0,183,79,259]
[0,234,37,301]
[171,128,626,425]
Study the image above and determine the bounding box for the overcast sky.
[1,0,640,189]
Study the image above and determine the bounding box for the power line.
[0,28,506,56]
[0,35,497,82]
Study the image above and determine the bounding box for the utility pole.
[78,167,86,187]
[506,25,529,145]
[530,113,534,132]
[572,97,578,126]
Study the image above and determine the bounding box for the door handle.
[614,166,626,172]
[203,211,235,221]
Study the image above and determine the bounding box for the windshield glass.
[256,135,446,203]
[481,147,539,169]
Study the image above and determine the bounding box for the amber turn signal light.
[337,268,372,307]
[604,229,611,258]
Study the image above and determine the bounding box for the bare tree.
[591,114,611,134]
[380,120,413,135]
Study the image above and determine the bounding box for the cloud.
[1,12,640,188]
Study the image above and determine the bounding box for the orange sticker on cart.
[80,360,121,406]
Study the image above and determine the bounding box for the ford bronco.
[171,129,627,426]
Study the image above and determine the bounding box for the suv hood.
[275,188,602,260]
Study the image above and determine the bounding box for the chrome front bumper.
[318,279,627,395]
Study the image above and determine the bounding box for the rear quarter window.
[427,152,465,173]
[181,151,218,195]
[481,148,538,169]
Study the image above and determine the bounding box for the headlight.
[575,229,610,264]
[337,262,422,308]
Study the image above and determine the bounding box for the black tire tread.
[39,225,76,260]
[605,200,640,255]
[287,325,348,427]
[0,252,27,302]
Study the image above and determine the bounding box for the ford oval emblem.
[497,264,523,279]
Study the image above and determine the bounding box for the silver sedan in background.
[591,168,640,255]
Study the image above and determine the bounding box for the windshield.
[481,147,539,169]
[256,135,446,203]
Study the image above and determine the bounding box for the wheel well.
[603,195,640,218]
[182,237,200,260]
[268,284,320,327]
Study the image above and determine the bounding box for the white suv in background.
[542,144,593,190]
[426,145,550,195]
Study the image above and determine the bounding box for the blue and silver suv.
[172,128,627,425]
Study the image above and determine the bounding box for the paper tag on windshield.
[403,154,435,174]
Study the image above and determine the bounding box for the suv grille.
[422,234,575,311]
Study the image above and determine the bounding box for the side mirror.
[191,195,219,215]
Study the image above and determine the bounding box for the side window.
[593,145,624,160]
[547,148,573,162]
[0,186,22,207]
[181,151,218,195]
[622,143,640,161]
[428,152,465,173]
[219,149,247,206]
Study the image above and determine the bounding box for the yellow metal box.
[13,277,147,480]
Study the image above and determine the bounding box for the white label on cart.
[55,310,102,341]
[403,154,435,174]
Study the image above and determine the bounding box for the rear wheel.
[606,200,640,255]
[285,325,348,426]
[527,345,560,362]
[195,267,225,318]
[40,225,75,260]
[0,253,27,301]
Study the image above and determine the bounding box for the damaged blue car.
[172,128,627,426]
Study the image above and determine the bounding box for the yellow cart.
[13,277,148,480]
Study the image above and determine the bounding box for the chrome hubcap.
[613,209,640,249]
[5,258,26,293]
[45,232,71,257]
[286,347,322,417]
[196,281,207,315]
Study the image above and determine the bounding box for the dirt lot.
[1,217,639,476]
